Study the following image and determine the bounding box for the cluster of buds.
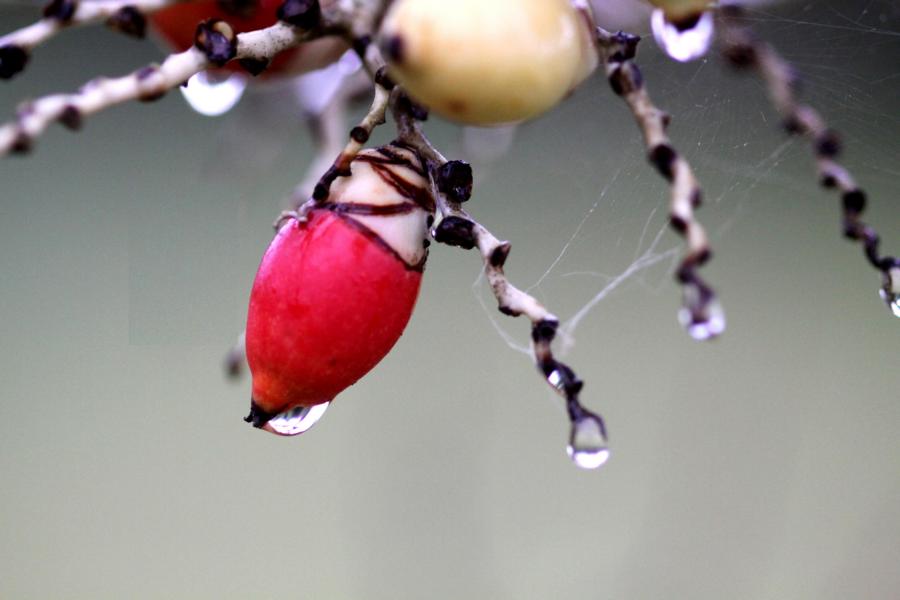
[0,0,895,469]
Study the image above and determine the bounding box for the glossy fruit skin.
[150,0,346,76]
[245,145,433,425]
[379,0,597,126]
[247,210,423,413]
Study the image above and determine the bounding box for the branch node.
[0,45,29,80]
[194,19,238,67]
[106,6,147,39]
[277,0,321,30]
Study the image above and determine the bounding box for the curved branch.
[0,18,345,155]
[718,7,899,316]
[395,104,609,469]
[596,27,724,341]
[0,0,189,79]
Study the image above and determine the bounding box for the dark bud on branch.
[0,45,29,79]
[842,190,866,215]
[396,93,428,121]
[531,319,559,343]
[436,160,473,204]
[432,216,476,250]
[239,57,270,76]
[43,0,77,23]
[277,0,321,29]
[723,43,757,69]
[106,6,147,39]
[815,129,842,158]
[374,66,395,90]
[58,105,82,130]
[649,144,676,181]
[195,20,237,67]
[606,31,640,64]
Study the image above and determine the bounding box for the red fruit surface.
[150,0,343,75]
[246,209,423,415]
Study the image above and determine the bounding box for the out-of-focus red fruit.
[150,0,347,76]
[245,144,435,435]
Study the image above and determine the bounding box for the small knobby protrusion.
[238,57,270,76]
[606,31,640,64]
[649,143,676,181]
[277,0,321,29]
[43,0,77,23]
[374,66,395,90]
[58,105,82,130]
[349,126,369,143]
[0,45,29,79]
[194,19,237,67]
[531,318,559,344]
[244,400,276,428]
[351,35,371,58]
[381,35,405,63]
[436,160,473,204]
[489,242,511,269]
[432,216,476,250]
[106,6,147,39]
[396,93,428,121]
[135,65,166,101]
[815,129,842,158]
[608,62,643,96]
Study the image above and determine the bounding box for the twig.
[394,102,609,468]
[718,7,899,315]
[0,15,346,155]
[310,60,393,202]
[0,0,187,79]
[596,27,724,340]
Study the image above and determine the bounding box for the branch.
[309,58,393,202]
[0,0,187,79]
[0,16,345,155]
[596,27,724,340]
[718,7,900,317]
[394,103,610,469]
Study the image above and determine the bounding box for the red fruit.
[150,0,346,76]
[245,145,434,434]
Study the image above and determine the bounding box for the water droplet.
[651,9,714,62]
[294,49,361,115]
[567,413,610,470]
[179,70,247,116]
[263,402,330,437]
[679,297,726,341]
[879,288,900,318]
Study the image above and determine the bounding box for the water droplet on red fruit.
[245,146,433,431]
[263,403,330,436]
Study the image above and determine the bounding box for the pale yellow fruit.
[379,0,598,126]
[647,0,711,22]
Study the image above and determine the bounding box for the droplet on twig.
[179,70,247,116]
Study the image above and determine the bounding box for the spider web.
[469,0,899,377]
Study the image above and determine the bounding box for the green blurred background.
[1,1,898,598]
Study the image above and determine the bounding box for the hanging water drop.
[651,9,714,63]
[879,267,900,318]
[179,70,247,116]
[567,412,610,470]
[679,297,726,341]
[262,402,330,437]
